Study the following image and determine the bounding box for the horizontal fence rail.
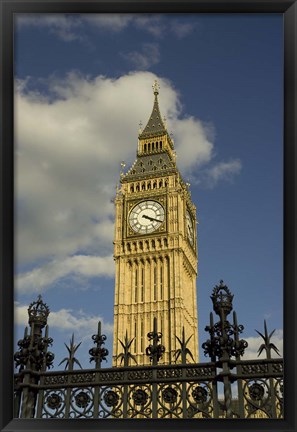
[14,359,283,419]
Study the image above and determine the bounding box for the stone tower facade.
[112,81,199,366]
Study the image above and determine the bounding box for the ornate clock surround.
[126,196,167,238]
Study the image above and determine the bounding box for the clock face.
[186,210,194,246]
[129,200,165,234]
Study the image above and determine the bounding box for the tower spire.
[139,80,167,139]
[122,81,176,181]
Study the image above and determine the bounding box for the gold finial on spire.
[152,79,160,95]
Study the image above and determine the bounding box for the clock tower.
[112,81,199,366]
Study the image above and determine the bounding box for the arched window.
[152,142,155,151]
[166,256,170,301]
[130,185,134,193]
[160,141,163,150]
[141,267,145,302]
[160,263,163,300]
[153,265,157,301]
[140,320,144,352]
[144,143,147,152]
[134,321,137,352]
[134,268,138,303]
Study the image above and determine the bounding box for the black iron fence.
[14,281,283,419]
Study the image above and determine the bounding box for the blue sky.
[14,13,283,369]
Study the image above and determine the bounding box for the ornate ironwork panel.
[14,289,283,420]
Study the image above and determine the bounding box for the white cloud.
[16,14,132,46]
[198,159,242,187]
[16,255,114,294]
[14,302,114,337]
[208,159,242,181]
[16,14,85,43]
[83,14,166,38]
[171,22,195,39]
[82,14,133,32]
[15,71,218,270]
[121,43,160,70]
[133,15,165,38]
[16,14,195,43]
[242,329,283,360]
[49,309,114,336]
[173,117,214,171]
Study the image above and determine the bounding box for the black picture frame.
[0,1,296,431]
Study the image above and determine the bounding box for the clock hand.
[142,214,162,223]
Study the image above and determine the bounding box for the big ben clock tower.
[112,81,199,366]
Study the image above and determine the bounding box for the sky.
[14,13,283,370]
